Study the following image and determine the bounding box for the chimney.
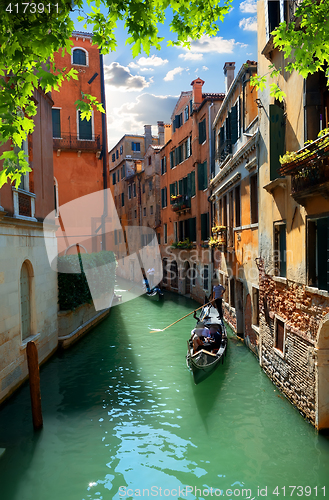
[144,125,152,151]
[191,77,205,107]
[157,121,164,145]
[223,62,235,93]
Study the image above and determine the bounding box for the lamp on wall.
[255,98,264,109]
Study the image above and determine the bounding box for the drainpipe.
[99,52,108,250]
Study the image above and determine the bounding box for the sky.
[73,0,258,150]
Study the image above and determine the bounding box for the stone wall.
[0,220,58,405]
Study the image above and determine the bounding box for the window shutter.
[183,176,188,196]
[52,109,61,138]
[191,170,196,196]
[230,103,238,144]
[269,104,285,181]
[178,179,183,195]
[201,212,209,241]
[189,217,196,242]
[78,111,92,140]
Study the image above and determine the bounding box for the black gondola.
[186,303,227,385]
[146,286,164,301]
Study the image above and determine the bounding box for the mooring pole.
[26,341,43,430]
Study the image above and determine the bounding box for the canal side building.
[257,0,329,430]
[0,88,58,404]
[52,31,109,253]
[209,61,259,349]
[159,79,224,302]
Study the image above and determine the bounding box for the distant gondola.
[186,303,227,385]
[146,287,164,301]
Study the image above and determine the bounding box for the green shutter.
[189,217,196,242]
[52,109,61,138]
[270,104,285,181]
[230,104,238,144]
[201,212,209,241]
[78,111,92,140]
[191,171,196,196]
[183,177,188,196]
[178,179,183,195]
[198,161,208,190]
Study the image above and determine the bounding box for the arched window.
[20,261,32,340]
[72,48,87,66]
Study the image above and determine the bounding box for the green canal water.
[0,290,329,500]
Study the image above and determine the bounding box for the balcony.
[171,194,191,214]
[215,139,232,165]
[279,133,329,206]
[53,134,101,153]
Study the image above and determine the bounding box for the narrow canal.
[0,291,329,500]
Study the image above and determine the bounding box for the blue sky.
[74,0,257,149]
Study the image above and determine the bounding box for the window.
[116,149,119,159]
[250,174,258,224]
[275,317,285,353]
[189,217,196,242]
[120,145,123,155]
[161,156,167,175]
[173,113,183,131]
[72,48,87,65]
[184,105,189,122]
[201,212,209,241]
[161,187,167,208]
[149,180,152,192]
[169,181,178,203]
[112,153,115,162]
[198,118,206,144]
[117,171,120,182]
[203,265,209,291]
[187,136,192,157]
[121,192,124,207]
[52,109,61,138]
[112,173,116,185]
[134,209,137,219]
[307,216,329,291]
[78,111,92,140]
[252,287,259,327]
[230,99,240,145]
[132,142,140,152]
[142,184,145,194]
[229,277,235,308]
[192,263,197,287]
[148,156,152,165]
[128,185,132,199]
[269,104,285,181]
[197,161,207,190]
[274,222,286,277]
[170,150,175,169]
[121,164,125,179]
[143,207,146,217]
[187,171,196,197]
[174,222,178,243]
[133,183,136,197]
[150,205,153,215]
[235,185,241,227]
[164,223,167,244]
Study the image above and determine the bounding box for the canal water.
[0,290,329,500]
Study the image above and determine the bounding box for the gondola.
[146,286,164,301]
[186,303,227,385]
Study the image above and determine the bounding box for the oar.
[150,301,213,333]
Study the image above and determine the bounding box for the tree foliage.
[250,0,329,101]
[0,0,232,188]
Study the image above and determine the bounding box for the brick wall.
[258,264,329,425]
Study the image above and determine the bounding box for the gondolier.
[211,280,225,319]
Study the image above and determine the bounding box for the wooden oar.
[150,301,213,333]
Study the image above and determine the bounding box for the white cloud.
[104,62,150,91]
[137,55,169,67]
[164,67,185,81]
[239,17,257,31]
[239,0,257,13]
[202,66,209,71]
[179,35,247,55]
[106,93,178,148]
[179,52,203,61]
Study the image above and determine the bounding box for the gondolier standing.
[211,280,225,319]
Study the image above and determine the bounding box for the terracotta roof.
[202,93,225,99]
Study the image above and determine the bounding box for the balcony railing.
[280,133,329,205]
[171,195,191,213]
[215,139,232,164]
[53,134,101,152]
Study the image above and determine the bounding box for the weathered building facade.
[159,79,224,302]
[257,0,329,430]
[210,61,259,349]
[0,89,58,403]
